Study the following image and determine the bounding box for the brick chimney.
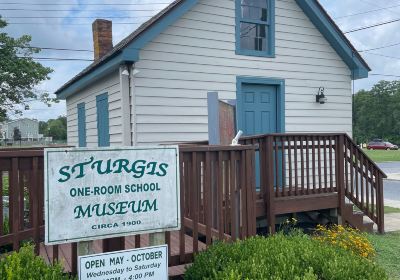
[92,19,113,60]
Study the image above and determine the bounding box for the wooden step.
[363,222,374,233]
[343,203,375,233]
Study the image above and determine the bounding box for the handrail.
[239,132,386,233]
[342,134,385,233]
[344,134,387,177]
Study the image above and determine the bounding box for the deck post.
[377,173,385,234]
[336,134,345,224]
[265,135,276,234]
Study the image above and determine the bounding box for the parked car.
[367,140,399,150]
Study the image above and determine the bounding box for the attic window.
[236,0,275,57]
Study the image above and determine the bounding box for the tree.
[13,127,21,141]
[42,116,67,140]
[39,120,48,135]
[353,80,400,144]
[0,16,54,120]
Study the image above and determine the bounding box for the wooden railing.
[240,133,386,233]
[180,145,257,245]
[343,136,386,233]
[0,145,257,275]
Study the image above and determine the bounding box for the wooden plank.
[10,157,20,251]
[183,218,231,241]
[204,151,212,245]
[365,158,370,215]
[274,137,280,197]
[349,139,354,197]
[179,152,185,263]
[217,151,224,240]
[281,136,286,196]
[18,169,25,232]
[71,243,77,275]
[329,136,334,192]
[377,173,385,234]
[223,156,229,234]
[32,157,40,255]
[371,166,375,219]
[300,136,305,195]
[179,145,255,152]
[355,148,359,202]
[265,136,276,234]
[317,136,322,193]
[336,135,345,219]
[191,152,199,253]
[360,151,364,208]
[0,171,3,235]
[323,137,328,191]
[135,235,141,248]
[294,136,299,196]
[287,136,293,196]
[165,231,171,259]
[311,136,316,194]
[240,150,248,238]
[52,245,59,263]
[274,193,339,215]
[306,136,310,194]
[229,151,237,240]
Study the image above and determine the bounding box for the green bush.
[0,244,76,280]
[185,233,387,280]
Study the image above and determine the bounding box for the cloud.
[3,0,400,120]
[320,0,400,91]
[2,0,172,120]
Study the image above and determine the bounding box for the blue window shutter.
[77,103,86,147]
[96,93,110,147]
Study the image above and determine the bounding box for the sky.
[2,0,400,121]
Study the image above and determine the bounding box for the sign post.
[44,146,180,279]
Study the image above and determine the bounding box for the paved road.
[378,162,400,175]
[378,162,400,206]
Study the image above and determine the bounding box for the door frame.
[236,76,285,134]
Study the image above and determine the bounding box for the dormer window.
[236,0,275,57]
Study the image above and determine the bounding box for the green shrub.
[3,216,9,235]
[0,244,76,280]
[185,233,387,280]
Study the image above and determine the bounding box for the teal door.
[238,83,279,189]
[239,84,277,135]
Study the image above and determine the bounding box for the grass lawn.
[363,149,400,163]
[369,232,400,280]
[385,206,400,214]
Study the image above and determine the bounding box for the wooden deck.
[39,232,206,277]
[0,133,387,278]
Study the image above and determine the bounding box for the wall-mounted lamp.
[132,69,140,76]
[121,69,129,76]
[316,87,327,104]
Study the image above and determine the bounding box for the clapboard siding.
[131,0,353,145]
[66,72,121,147]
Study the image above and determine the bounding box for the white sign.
[78,245,168,280]
[44,146,180,245]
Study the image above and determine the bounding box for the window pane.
[240,22,268,51]
[241,0,268,21]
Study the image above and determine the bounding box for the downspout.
[130,64,138,146]
[119,63,133,146]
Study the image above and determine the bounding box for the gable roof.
[55,0,370,99]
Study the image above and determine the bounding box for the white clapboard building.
[54,0,370,148]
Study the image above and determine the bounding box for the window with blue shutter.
[77,103,86,147]
[96,93,110,147]
[236,0,275,57]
